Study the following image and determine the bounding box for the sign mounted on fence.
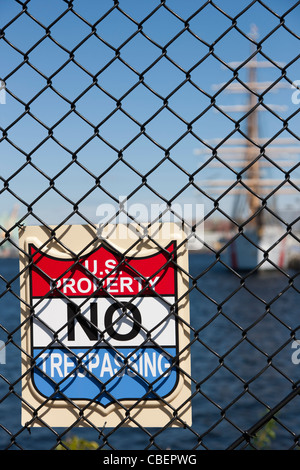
[19,224,191,428]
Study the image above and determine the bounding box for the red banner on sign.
[30,242,176,298]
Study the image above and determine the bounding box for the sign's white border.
[19,224,191,428]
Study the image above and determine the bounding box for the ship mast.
[195,25,299,232]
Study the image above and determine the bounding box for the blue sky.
[0,0,300,229]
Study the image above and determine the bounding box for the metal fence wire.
[1,0,300,451]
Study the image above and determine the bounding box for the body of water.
[0,254,300,450]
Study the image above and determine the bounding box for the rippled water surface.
[1,255,300,450]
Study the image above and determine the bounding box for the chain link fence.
[1,0,300,451]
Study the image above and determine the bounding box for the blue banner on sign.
[33,347,177,406]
